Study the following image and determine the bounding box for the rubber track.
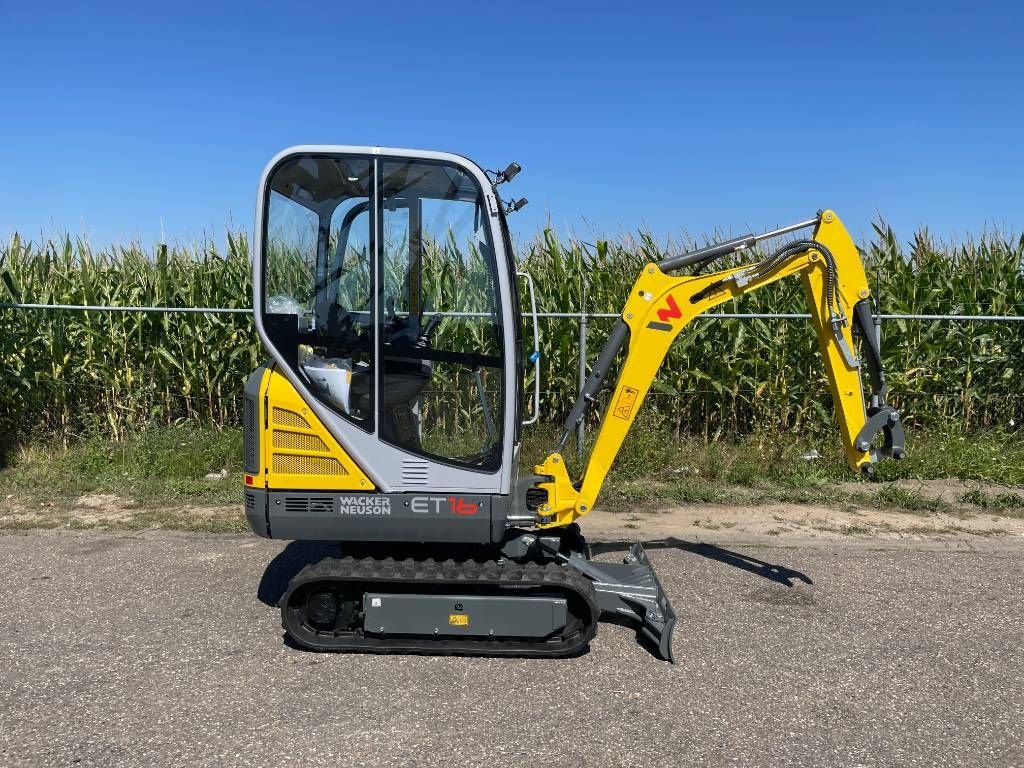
[280,556,600,658]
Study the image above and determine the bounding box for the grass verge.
[0,423,1021,532]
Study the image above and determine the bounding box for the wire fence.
[3,302,1023,322]
[2,301,1021,454]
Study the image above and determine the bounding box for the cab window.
[263,155,375,431]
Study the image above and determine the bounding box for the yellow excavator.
[243,146,905,661]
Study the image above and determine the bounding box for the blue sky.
[1,1,1021,250]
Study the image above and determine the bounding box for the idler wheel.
[306,590,338,629]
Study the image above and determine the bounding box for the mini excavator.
[244,146,905,661]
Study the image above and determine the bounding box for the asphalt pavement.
[0,530,1021,767]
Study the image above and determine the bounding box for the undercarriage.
[277,529,676,661]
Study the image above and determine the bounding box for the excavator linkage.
[534,209,907,529]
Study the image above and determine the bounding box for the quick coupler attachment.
[855,404,907,471]
[564,542,678,662]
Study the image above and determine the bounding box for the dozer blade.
[627,543,678,662]
[564,542,678,662]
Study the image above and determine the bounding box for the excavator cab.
[254,148,522,503]
[245,146,904,662]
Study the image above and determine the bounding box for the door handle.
[517,271,541,426]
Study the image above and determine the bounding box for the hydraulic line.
[693,239,844,323]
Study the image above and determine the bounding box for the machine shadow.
[257,540,342,607]
[591,537,813,588]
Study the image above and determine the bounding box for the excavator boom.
[534,210,906,529]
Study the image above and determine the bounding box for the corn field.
[523,224,1024,438]
[0,223,1021,444]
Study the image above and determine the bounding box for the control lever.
[420,312,444,344]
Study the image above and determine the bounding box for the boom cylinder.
[557,320,630,452]
[657,234,756,272]
[657,217,821,274]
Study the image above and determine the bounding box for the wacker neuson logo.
[337,497,392,516]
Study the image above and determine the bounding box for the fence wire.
[1,302,1022,322]
[2,302,1020,451]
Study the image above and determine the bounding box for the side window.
[328,200,372,320]
[379,159,504,470]
[264,191,318,312]
[382,205,412,316]
[262,155,375,431]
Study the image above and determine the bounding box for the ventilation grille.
[284,497,308,515]
[401,460,430,485]
[273,430,327,453]
[243,398,258,472]
[244,490,256,515]
[269,406,345,477]
[272,407,310,430]
[273,454,347,476]
[284,496,334,515]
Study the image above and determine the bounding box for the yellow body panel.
[536,211,875,528]
[534,453,578,520]
[258,367,374,491]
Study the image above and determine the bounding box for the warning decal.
[448,614,469,627]
[612,386,640,420]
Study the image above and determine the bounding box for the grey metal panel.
[363,593,568,638]
[242,366,265,474]
[252,146,518,497]
[489,492,514,541]
[244,489,269,537]
[265,491,494,543]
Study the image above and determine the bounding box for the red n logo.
[657,295,682,322]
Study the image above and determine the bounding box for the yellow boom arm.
[533,210,905,529]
